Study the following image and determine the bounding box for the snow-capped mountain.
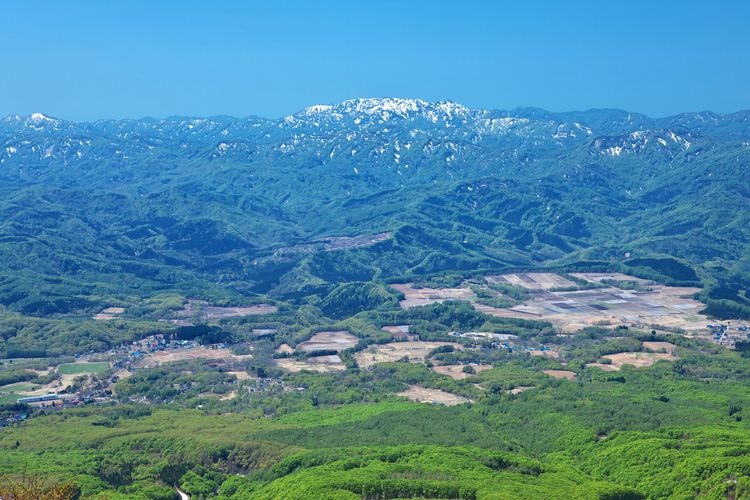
[4,97,743,176]
[0,98,749,314]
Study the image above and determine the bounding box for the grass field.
[56,362,110,375]
[0,382,37,404]
[0,394,21,404]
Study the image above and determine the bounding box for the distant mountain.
[1,98,749,315]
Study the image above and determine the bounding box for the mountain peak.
[290,98,474,126]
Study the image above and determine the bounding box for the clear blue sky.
[1,1,748,120]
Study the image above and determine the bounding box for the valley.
[1,100,750,498]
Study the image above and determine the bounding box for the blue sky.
[1,1,748,120]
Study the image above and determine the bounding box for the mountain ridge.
[0,97,749,316]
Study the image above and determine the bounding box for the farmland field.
[396,385,473,406]
[355,341,462,369]
[275,356,346,373]
[297,331,359,352]
[487,272,576,290]
[57,362,111,375]
[602,351,679,370]
[431,364,492,380]
[136,347,252,369]
[391,283,476,309]
[480,274,708,333]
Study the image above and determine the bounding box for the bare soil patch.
[93,307,125,321]
[543,369,577,380]
[642,341,678,354]
[137,347,252,369]
[431,364,492,380]
[355,341,462,369]
[531,349,560,359]
[585,363,620,372]
[175,300,277,321]
[227,370,254,381]
[391,283,476,309]
[298,331,359,353]
[487,273,576,290]
[275,343,294,354]
[275,357,345,373]
[481,274,708,333]
[396,385,472,406]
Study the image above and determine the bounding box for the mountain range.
[1,98,749,316]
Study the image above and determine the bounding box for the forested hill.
[1,99,749,315]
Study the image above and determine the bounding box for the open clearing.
[642,341,678,354]
[570,272,651,285]
[431,364,492,380]
[57,362,110,375]
[174,300,277,321]
[275,343,294,354]
[275,356,346,373]
[355,341,462,369]
[0,382,35,393]
[397,385,472,406]
[227,370,255,381]
[585,363,620,372]
[392,283,476,309]
[93,307,125,320]
[602,351,678,370]
[487,273,576,290]
[297,331,359,353]
[482,273,707,333]
[393,273,706,334]
[136,347,252,369]
[543,370,577,380]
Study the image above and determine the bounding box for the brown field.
[275,343,294,354]
[585,363,620,372]
[275,357,346,373]
[642,341,678,354]
[227,370,255,381]
[93,307,125,321]
[531,349,560,359]
[136,347,252,369]
[396,385,472,406]
[431,364,492,380]
[543,369,577,380]
[602,351,678,370]
[487,273,576,290]
[391,283,476,309]
[381,325,419,340]
[355,341,462,369]
[297,331,359,353]
[481,275,707,333]
[175,300,277,321]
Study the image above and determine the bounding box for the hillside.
[1,98,749,317]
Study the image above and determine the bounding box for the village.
[3,272,750,425]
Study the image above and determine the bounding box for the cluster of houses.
[707,323,750,348]
[0,411,27,428]
[109,335,199,372]
[448,331,545,352]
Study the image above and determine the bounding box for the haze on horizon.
[1,0,748,121]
